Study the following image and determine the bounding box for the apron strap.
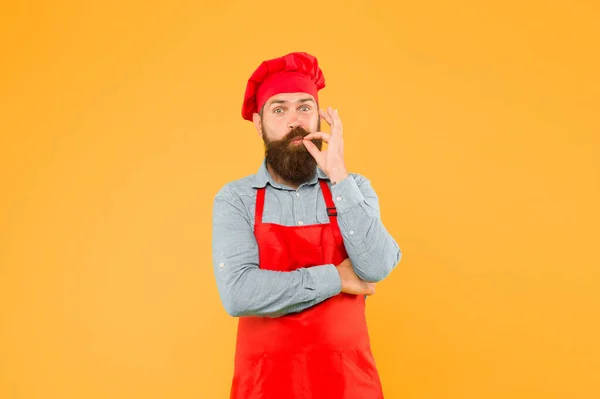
[256,182,344,248]
[255,187,266,227]
[319,180,345,247]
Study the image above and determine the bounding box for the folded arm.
[331,175,402,282]
[212,192,341,318]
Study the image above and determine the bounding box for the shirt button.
[336,196,342,202]
[298,221,304,225]
[349,230,354,235]
[219,262,225,268]
[296,192,300,197]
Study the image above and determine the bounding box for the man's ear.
[252,113,262,138]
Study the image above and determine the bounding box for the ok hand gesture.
[302,106,349,183]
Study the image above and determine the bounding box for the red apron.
[230,180,384,399]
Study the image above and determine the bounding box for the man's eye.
[273,108,284,114]
[299,106,310,111]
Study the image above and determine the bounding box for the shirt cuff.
[330,175,365,215]
[308,264,342,302]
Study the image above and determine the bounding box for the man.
[212,52,402,399]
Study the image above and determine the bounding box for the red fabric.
[230,180,384,399]
[241,52,326,121]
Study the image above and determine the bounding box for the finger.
[319,108,333,126]
[320,108,332,121]
[323,106,335,129]
[329,109,343,137]
[329,108,340,135]
[334,109,343,134]
[328,107,335,128]
[302,139,325,164]
[303,132,331,142]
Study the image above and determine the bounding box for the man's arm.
[331,174,402,282]
[212,191,342,318]
[301,108,401,282]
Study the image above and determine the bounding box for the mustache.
[284,126,310,142]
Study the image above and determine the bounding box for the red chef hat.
[241,52,326,121]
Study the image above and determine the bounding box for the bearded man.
[212,52,402,399]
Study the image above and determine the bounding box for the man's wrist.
[329,169,349,185]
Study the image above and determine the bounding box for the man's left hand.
[302,106,349,184]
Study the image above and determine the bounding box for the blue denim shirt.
[212,159,402,317]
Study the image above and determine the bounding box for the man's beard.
[263,121,323,186]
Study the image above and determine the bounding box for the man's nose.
[288,118,300,130]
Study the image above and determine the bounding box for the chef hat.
[241,52,326,121]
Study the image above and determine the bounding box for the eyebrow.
[268,98,315,107]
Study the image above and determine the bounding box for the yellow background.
[1,1,599,398]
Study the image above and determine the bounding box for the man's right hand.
[336,258,376,296]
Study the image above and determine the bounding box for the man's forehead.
[266,93,316,106]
